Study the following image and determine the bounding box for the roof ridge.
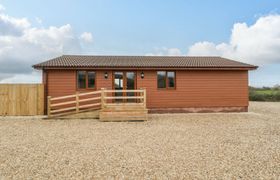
[62,54,222,58]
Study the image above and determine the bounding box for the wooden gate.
[0,84,44,116]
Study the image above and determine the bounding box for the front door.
[113,71,136,102]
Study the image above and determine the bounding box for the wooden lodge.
[33,55,258,121]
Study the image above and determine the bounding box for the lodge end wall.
[44,69,248,111]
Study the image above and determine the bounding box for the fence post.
[76,92,79,113]
[101,88,105,109]
[143,88,147,109]
[47,96,51,118]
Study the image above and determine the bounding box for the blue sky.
[0,0,280,86]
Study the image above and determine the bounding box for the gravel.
[0,102,279,179]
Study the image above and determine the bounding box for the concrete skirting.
[148,106,248,113]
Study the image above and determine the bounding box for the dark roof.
[33,55,257,70]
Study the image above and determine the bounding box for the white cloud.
[0,24,81,74]
[0,71,41,83]
[187,42,223,56]
[0,5,94,83]
[146,47,182,56]
[80,32,93,43]
[0,14,30,36]
[0,4,5,12]
[167,48,182,56]
[188,14,280,65]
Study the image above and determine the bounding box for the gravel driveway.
[0,102,279,179]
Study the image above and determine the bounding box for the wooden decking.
[47,89,147,121]
[100,103,148,121]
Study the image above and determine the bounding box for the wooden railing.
[47,88,146,118]
[102,88,146,108]
[47,90,102,117]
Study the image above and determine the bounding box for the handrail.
[104,96,144,99]
[50,94,77,101]
[47,88,147,118]
[50,90,101,101]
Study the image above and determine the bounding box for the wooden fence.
[0,84,44,116]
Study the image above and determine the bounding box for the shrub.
[249,91,266,101]
[249,89,280,102]
[274,91,280,101]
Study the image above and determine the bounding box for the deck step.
[105,105,145,110]
[102,108,146,112]
[99,109,148,122]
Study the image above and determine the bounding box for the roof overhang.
[32,55,258,71]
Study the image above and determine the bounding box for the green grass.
[249,88,280,102]
[254,90,275,95]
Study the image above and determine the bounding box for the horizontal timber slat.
[51,100,76,107]
[104,96,144,100]
[48,107,102,118]
[105,103,144,106]
[79,103,101,109]
[78,91,101,96]
[51,106,76,113]
[51,94,76,101]
[79,97,101,103]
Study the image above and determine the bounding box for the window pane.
[114,72,123,102]
[126,72,135,102]
[114,72,123,89]
[157,71,166,88]
[126,72,135,90]
[77,71,86,89]
[167,72,175,88]
[88,72,96,88]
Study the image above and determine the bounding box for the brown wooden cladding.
[137,70,248,108]
[47,70,77,97]
[45,69,248,109]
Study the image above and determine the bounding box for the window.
[77,71,86,89]
[167,71,175,88]
[157,71,166,88]
[157,71,176,89]
[77,71,96,89]
[87,72,96,88]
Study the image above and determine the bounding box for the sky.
[0,0,280,87]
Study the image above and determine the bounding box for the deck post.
[143,88,147,108]
[139,88,143,103]
[101,88,105,109]
[76,92,79,113]
[140,88,146,108]
[47,96,51,118]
